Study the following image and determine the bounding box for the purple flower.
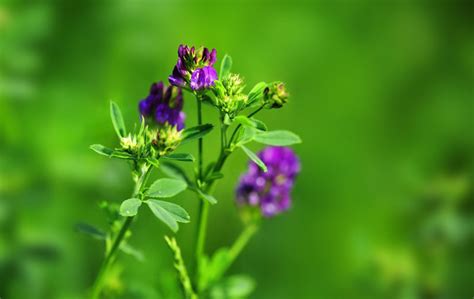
[190,66,218,90]
[138,82,185,130]
[168,44,218,90]
[236,146,301,217]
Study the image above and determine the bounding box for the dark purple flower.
[236,146,301,217]
[138,82,185,130]
[190,66,218,90]
[168,44,218,90]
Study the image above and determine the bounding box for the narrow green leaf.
[219,54,232,79]
[75,222,106,240]
[240,145,267,172]
[146,157,160,168]
[252,118,268,131]
[110,101,126,138]
[181,123,214,143]
[146,178,188,198]
[254,130,302,146]
[90,144,114,157]
[146,200,179,232]
[247,82,267,106]
[119,198,142,217]
[197,189,218,205]
[120,243,145,262]
[163,153,195,162]
[206,172,224,182]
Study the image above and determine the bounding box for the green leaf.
[75,222,106,240]
[163,153,195,162]
[233,115,255,128]
[197,189,218,205]
[119,198,142,217]
[254,130,302,146]
[240,145,267,172]
[120,243,145,262]
[246,82,267,106]
[89,144,114,157]
[234,127,256,147]
[234,116,267,131]
[146,178,188,198]
[146,157,160,168]
[206,172,224,182]
[252,118,267,131]
[110,101,126,138]
[181,123,214,143]
[219,54,233,79]
[210,275,256,299]
[160,162,192,185]
[147,200,190,232]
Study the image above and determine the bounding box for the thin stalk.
[90,165,152,299]
[226,224,258,268]
[194,94,206,282]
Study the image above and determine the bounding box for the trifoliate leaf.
[146,200,190,232]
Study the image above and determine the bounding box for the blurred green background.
[1,1,473,298]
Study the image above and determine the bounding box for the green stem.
[227,224,258,268]
[194,94,206,281]
[90,165,152,299]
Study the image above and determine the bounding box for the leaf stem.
[90,164,152,299]
[227,223,259,269]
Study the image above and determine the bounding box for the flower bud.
[212,73,247,117]
[152,125,182,157]
[263,82,289,109]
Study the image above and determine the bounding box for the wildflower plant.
[84,45,302,298]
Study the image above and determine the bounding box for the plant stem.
[227,224,258,268]
[90,165,152,299]
[194,94,207,282]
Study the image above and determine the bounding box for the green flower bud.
[264,82,288,109]
[212,73,247,117]
[120,134,140,153]
[152,124,182,157]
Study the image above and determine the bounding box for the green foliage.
[110,101,127,138]
[239,145,267,172]
[146,178,188,198]
[160,161,193,185]
[119,198,142,217]
[75,222,106,240]
[246,82,267,107]
[209,275,256,299]
[146,200,190,232]
[219,54,233,79]
[163,153,195,162]
[181,123,214,143]
[89,144,114,157]
[254,130,301,146]
[197,188,218,205]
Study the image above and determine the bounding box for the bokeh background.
[1,1,473,298]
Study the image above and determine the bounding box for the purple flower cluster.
[169,45,218,91]
[138,82,185,130]
[236,147,301,217]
